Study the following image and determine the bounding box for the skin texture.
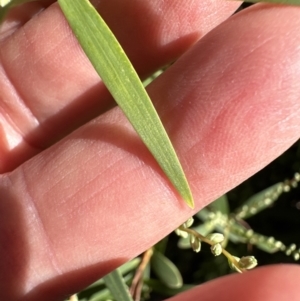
[0,1,299,300]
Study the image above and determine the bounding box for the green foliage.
[1,1,299,301]
[57,0,194,208]
[70,167,299,300]
[178,172,300,261]
[151,249,183,289]
[103,269,134,301]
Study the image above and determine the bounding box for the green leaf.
[154,236,169,254]
[57,0,194,208]
[241,0,300,5]
[89,272,135,301]
[151,250,183,289]
[209,194,229,216]
[234,183,283,219]
[86,258,141,289]
[103,269,134,301]
[254,235,284,253]
[89,288,111,301]
[145,279,194,297]
[143,262,151,280]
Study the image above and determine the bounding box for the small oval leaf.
[151,250,183,289]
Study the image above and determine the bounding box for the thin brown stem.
[130,248,153,301]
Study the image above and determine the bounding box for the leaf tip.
[184,194,194,209]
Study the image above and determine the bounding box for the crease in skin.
[0,109,23,150]
[0,51,41,152]
[62,163,144,222]
[17,167,63,292]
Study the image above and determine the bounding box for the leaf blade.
[57,0,194,208]
[103,269,134,301]
[151,250,183,289]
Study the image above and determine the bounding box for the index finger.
[0,0,240,172]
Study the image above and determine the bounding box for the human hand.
[0,1,300,300]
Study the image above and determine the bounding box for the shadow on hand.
[24,258,127,301]
[0,180,28,300]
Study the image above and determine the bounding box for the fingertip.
[168,265,300,301]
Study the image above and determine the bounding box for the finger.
[168,265,300,301]
[2,3,300,300]
[0,0,239,172]
[0,1,55,40]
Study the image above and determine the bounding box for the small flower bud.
[206,233,224,244]
[228,256,242,273]
[238,256,258,270]
[175,228,188,238]
[211,243,222,256]
[183,217,194,229]
[190,234,196,244]
[190,236,201,253]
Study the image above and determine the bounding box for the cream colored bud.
[206,233,224,244]
[210,243,222,256]
[175,228,188,238]
[189,234,196,244]
[175,228,181,236]
[0,0,11,8]
[238,256,258,270]
[183,217,194,229]
[191,236,201,253]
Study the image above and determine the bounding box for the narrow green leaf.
[86,258,141,289]
[145,279,194,297]
[103,269,134,301]
[57,0,193,208]
[254,235,284,253]
[234,183,283,219]
[151,250,183,289]
[240,0,300,5]
[154,237,169,254]
[90,288,111,301]
[143,262,151,280]
[119,258,141,275]
[89,273,134,300]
